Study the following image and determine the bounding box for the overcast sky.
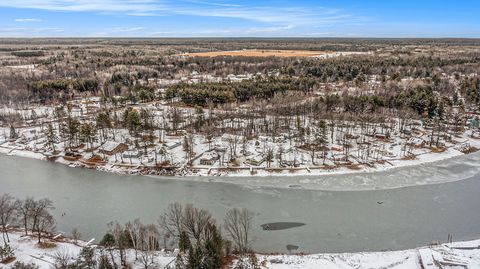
[0,0,478,38]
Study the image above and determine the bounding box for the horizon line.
[1,36,480,40]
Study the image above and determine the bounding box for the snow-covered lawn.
[238,239,480,269]
[1,232,178,269]
[4,231,480,269]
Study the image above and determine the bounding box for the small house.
[122,149,143,159]
[246,155,264,166]
[375,133,388,140]
[199,151,219,166]
[166,141,182,150]
[100,142,129,156]
[281,152,301,167]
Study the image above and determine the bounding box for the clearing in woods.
[181,49,337,57]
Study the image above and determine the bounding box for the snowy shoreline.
[3,230,480,269]
[3,97,480,192]
[2,144,480,192]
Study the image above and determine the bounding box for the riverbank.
[2,142,480,191]
[248,237,480,269]
[3,153,480,253]
[152,149,480,191]
[2,97,480,184]
[3,230,480,269]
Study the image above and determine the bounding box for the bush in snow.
[0,243,15,262]
[10,262,39,269]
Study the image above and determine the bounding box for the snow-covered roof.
[201,151,218,160]
[102,141,122,152]
[247,155,264,162]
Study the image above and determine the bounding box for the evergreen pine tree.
[98,254,114,269]
[175,253,186,269]
[9,126,17,140]
[202,224,223,269]
[45,123,58,151]
[179,230,191,253]
[75,246,97,268]
[187,244,202,269]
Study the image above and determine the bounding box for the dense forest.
[0,38,478,109]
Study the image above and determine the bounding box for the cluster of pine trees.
[165,77,315,106]
[31,79,99,103]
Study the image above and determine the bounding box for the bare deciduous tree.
[139,249,157,269]
[71,228,81,245]
[35,211,55,244]
[126,219,143,260]
[107,221,127,266]
[158,203,215,247]
[158,202,184,240]
[52,247,74,269]
[16,197,35,235]
[224,208,254,255]
[0,194,17,244]
[182,204,214,243]
[30,198,55,243]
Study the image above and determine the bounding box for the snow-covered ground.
[2,97,480,191]
[247,239,480,269]
[3,231,480,269]
[238,239,480,269]
[1,232,178,269]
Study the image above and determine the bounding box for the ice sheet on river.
[178,151,480,191]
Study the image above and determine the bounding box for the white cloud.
[126,12,159,16]
[111,27,145,33]
[0,0,363,27]
[0,27,64,37]
[172,5,355,28]
[15,18,43,22]
[245,25,294,34]
[184,0,242,8]
[0,0,167,13]
[0,0,369,37]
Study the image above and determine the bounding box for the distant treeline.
[301,55,480,82]
[321,85,447,117]
[11,50,45,57]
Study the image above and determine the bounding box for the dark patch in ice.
[261,222,306,231]
[286,245,299,251]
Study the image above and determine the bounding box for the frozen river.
[1,153,480,253]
